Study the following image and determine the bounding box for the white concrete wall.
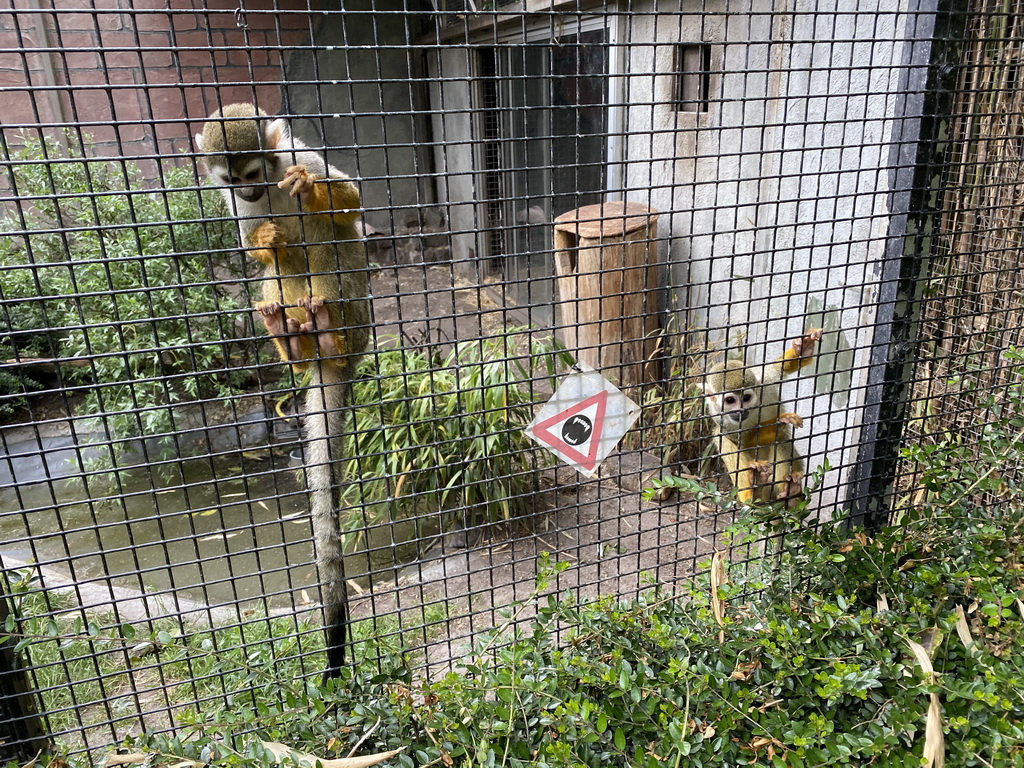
[621,0,912,508]
[432,0,922,510]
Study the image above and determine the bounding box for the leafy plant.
[107,494,1024,768]
[337,334,560,550]
[107,406,1024,768]
[627,328,715,472]
[0,131,244,459]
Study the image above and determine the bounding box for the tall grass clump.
[336,334,561,551]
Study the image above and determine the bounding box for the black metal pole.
[0,588,49,763]
[847,0,969,531]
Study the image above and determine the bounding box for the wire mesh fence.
[0,0,1011,760]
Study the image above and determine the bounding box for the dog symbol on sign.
[526,365,641,478]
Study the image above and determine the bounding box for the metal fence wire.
[0,0,1010,759]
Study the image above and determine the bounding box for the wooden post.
[553,201,661,392]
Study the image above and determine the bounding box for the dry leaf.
[104,755,147,766]
[877,592,890,612]
[907,639,934,678]
[198,533,238,542]
[954,605,974,650]
[924,690,945,768]
[261,740,406,768]
[709,550,726,644]
[710,551,726,623]
[918,627,942,656]
[730,659,761,682]
[906,639,945,768]
[1016,598,1024,621]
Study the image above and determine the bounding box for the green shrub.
[338,335,561,548]
[0,132,243,459]
[111,498,1024,768]
[113,403,1024,768]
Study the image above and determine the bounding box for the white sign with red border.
[526,364,641,477]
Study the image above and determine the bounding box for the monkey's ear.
[194,132,205,153]
[704,387,717,402]
[265,118,290,150]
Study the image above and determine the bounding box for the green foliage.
[111,423,1024,768]
[337,334,558,547]
[3,564,443,756]
[0,131,242,457]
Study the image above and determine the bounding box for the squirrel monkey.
[195,103,370,680]
[703,329,822,506]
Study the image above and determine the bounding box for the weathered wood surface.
[554,201,661,391]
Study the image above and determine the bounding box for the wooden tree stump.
[553,201,661,392]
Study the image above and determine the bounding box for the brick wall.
[0,0,323,179]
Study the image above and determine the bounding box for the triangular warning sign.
[530,390,608,471]
[526,364,641,478]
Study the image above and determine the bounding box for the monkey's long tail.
[304,361,351,681]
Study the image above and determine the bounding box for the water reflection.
[0,445,316,612]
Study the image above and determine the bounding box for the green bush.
[338,335,563,547]
[0,132,243,458]
[110,499,1023,768]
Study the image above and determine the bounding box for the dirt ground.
[349,262,721,669]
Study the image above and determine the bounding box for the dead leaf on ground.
[261,740,406,768]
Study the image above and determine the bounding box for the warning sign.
[527,365,641,477]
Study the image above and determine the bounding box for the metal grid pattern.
[0,0,994,759]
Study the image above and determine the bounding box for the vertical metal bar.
[0,590,48,762]
[847,0,969,530]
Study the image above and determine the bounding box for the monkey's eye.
[724,395,736,406]
[742,393,753,403]
[244,170,260,181]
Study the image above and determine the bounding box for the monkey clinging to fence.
[195,103,370,680]
[703,329,822,507]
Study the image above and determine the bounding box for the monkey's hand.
[255,301,305,362]
[781,328,823,375]
[280,165,317,202]
[748,460,774,484]
[297,295,346,359]
[778,472,805,508]
[777,412,804,429]
[281,166,361,224]
[247,221,287,266]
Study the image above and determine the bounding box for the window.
[478,24,616,317]
[676,43,711,113]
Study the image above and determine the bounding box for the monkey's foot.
[778,412,804,429]
[280,165,316,201]
[297,295,341,359]
[255,301,304,361]
[777,472,805,508]
[255,300,285,333]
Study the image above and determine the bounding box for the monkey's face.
[704,362,762,434]
[212,157,271,204]
[708,387,759,433]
